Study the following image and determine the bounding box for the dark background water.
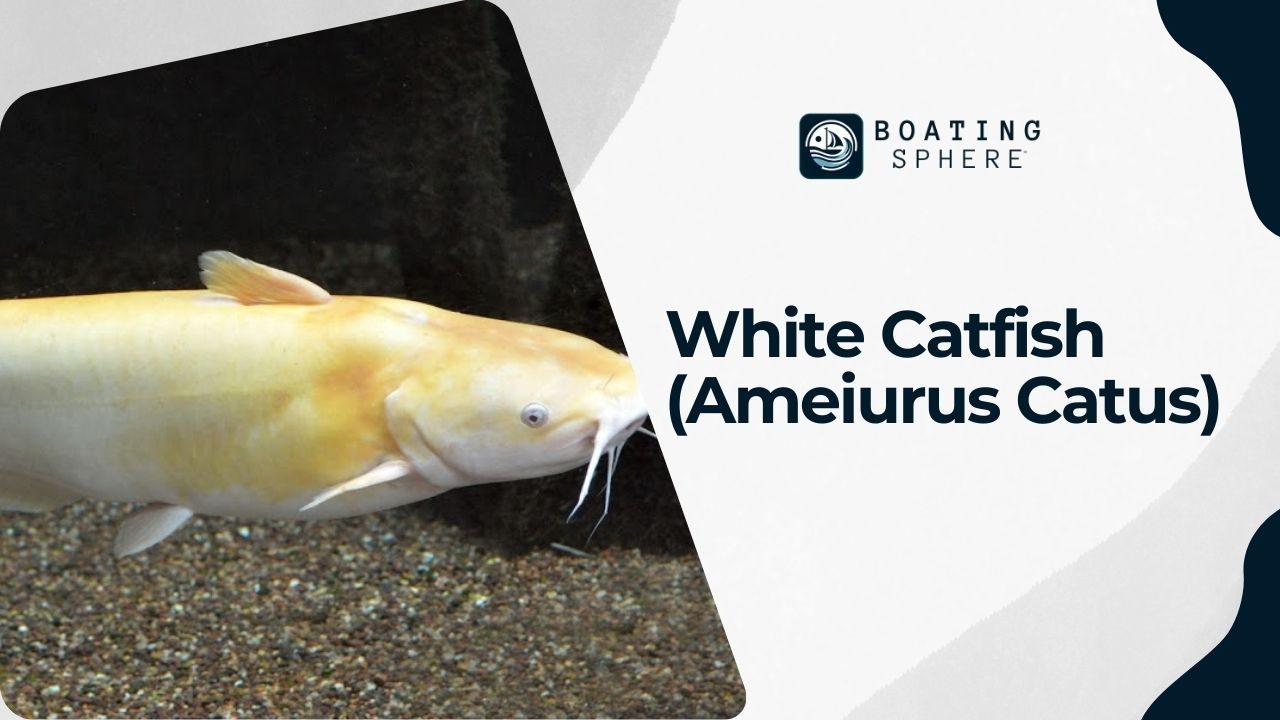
[0,0,691,553]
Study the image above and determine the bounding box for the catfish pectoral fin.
[114,503,194,557]
[299,460,413,512]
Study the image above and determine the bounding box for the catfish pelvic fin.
[198,250,332,306]
[299,460,413,512]
[114,503,194,557]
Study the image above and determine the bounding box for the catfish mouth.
[553,421,600,454]
[559,417,643,455]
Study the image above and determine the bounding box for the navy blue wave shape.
[1144,507,1280,718]
[1146,2,1280,714]
[1157,1,1280,237]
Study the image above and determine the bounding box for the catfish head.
[385,311,648,521]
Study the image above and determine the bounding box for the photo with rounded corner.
[0,2,744,717]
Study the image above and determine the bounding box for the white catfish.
[0,251,648,555]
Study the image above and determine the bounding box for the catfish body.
[0,253,647,554]
[0,291,431,519]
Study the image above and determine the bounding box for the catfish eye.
[521,402,549,428]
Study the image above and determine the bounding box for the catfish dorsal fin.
[198,250,332,305]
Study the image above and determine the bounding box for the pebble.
[1,501,743,718]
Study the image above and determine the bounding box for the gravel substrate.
[0,501,744,718]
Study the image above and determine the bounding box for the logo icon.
[799,114,863,179]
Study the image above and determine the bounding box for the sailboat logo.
[799,114,863,179]
[805,121,857,171]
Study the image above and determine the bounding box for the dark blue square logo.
[799,114,863,179]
